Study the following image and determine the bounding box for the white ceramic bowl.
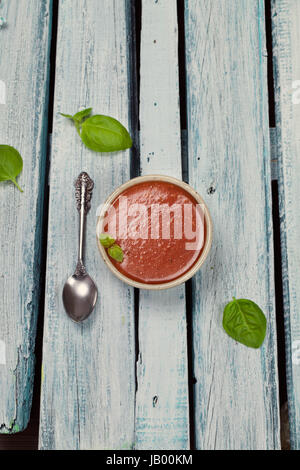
[96,175,213,290]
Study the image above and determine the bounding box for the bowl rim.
[96,174,213,290]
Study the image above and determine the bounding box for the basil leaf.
[223,298,267,349]
[108,244,124,263]
[73,108,93,123]
[99,233,115,248]
[0,145,23,192]
[61,108,93,136]
[61,109,132,153]
[60,113,73,120]
[61,108,92,123]
[81,115,132,152]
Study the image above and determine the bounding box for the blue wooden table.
[0,0,299,450]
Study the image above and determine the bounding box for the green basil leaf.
[73,107,93,123]
[99,233,115,248]
[81,115,133,152]
[108,244,124,263]
[223,298,267,349]
[60,113,73,120]
[0,145,23,192]
[61,108,92,123]
[61,108,93,137]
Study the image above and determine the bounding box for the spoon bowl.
[63,272,98,323]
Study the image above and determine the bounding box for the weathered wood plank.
[0,0,52,433]
[271,0,300,449]
[185,0,280,449]
[270,128,279,181]
[135,0,189,450]
[39,0,135,450]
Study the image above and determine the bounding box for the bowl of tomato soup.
[96,175,213,290]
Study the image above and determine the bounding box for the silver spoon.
[63,172,98,322]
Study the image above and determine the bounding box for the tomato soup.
[103,181,206,284]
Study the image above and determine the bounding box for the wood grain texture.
[271,0,300,449]
[185,0,280,449]
[135,0,189,450]
[270,128,279,181]
[0,0,52,433]
[39,0,135,450]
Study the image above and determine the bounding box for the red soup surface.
[103,181,206,284]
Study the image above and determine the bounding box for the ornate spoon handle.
[74,172,94,277]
